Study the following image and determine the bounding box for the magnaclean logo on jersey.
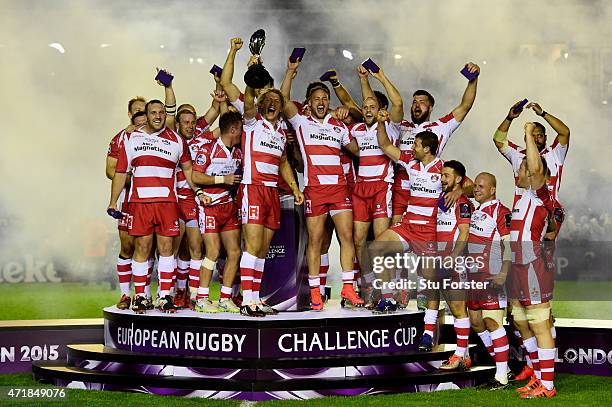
[563,348,612,365]
[260,140,283,152]
[134,144,172,156]
[470,220,485,232]
[312,133,339,143]
[359,144,380,152]
[411,185,438,194]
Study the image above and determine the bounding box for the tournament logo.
[249,205,260,220]
[505,213,512,228]
[195,154,206,166]
[459,203,472,219]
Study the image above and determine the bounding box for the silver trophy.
[244,29,273,89]
[249,29,266,56]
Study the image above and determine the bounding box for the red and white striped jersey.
[437,195,473,255]
[175,132,216,200]
[108,129,131,211]
[192,138,242,206]
[396,151,444,226]
[510,186,553,264]
[501,137,568,203]
[116,127,190,203]
[350,121,401,183]
[241,114,286,188]
[468,199,511,273]
[289,113,351,187]
[395,112,460,191]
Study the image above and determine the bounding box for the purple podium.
[32,306,494,400]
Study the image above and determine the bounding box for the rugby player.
[281,56,364,311]
[392,63,480,224]
[466,172,513,389]
[192,111,243,313]
[238,84,304,317]
[108,100,211,314]
[424,160,473,373]
[106,98,147,310]
[508,123,557,398]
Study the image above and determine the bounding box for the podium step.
[67,343,476,370]
[33,361,495,392]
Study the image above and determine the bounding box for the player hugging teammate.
[105,34,569,399]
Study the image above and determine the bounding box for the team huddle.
[106,36,570,398]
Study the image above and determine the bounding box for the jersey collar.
[477,199,499,211]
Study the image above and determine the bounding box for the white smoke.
[0,0,608,279]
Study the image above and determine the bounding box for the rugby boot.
[341,285,365,307]
[117,294,131,310]
[156,295,177,313]
[439,354,471,371]
[131,295,147,314]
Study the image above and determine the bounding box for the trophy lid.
[249,29,266,55]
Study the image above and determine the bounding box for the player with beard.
[108,100,211,314]
[238,85,304,317]
[493,101,569,382]
[466,172,513,389]
[192,111,243,313]
[392,63,480,225]
[422,160,473,373]
[281,56,364,311]
[507,123,557,398]
[106,97,146,310]
[371,114,444,314]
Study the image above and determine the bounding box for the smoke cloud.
[0,0,609,279]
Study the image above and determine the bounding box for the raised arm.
[376,109,401,162]
[452,62,480,123]
[280,57,300,119]
[524,122,545,189]
[156,68,177,130]
[243,85,257,121]
[357,65,376,103]
[493,101,525,150]
[526,102,570,145]
[369,67,404,123]
[220,38,243,103]
[325,69,361,116]
[202,86,226,126]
